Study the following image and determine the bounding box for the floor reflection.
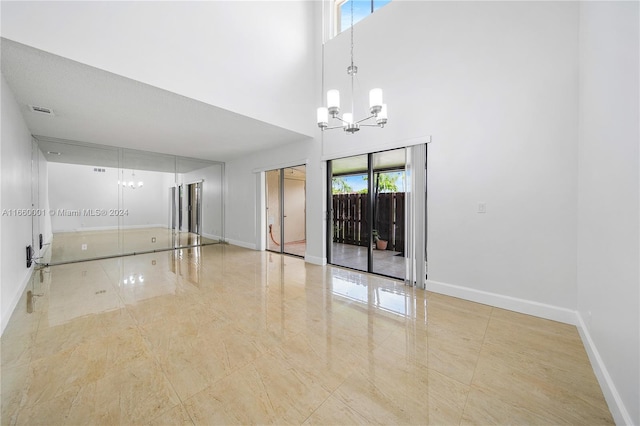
[40,227,218,265]
[330,272,424,319]
[331,242,406,279]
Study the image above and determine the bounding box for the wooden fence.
[332,192,405,252]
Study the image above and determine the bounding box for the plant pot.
[376,239,388,250]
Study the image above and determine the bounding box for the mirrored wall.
[31,137,224,265]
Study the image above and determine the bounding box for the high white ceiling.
[1,38,311,163]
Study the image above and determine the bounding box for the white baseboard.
[202,233,222,241]
[425,279,578,325]
[576,313,633,426]
[226,238,256,250]
[1,267,33,336]
[305,255,326,266]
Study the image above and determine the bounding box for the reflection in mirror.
[33,137,224,265]
[175,157,224,246]
[121,149,177,255]
[35,138,120,264]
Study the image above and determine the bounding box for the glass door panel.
[329,154,369,272]
[266,169,282,252]
[283,166,306,257]
[371,148,406,279]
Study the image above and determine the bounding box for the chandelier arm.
[324,125,345,130]
[359,124,383,127]
[355,115,376,124]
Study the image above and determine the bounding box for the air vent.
[29,105,55,116]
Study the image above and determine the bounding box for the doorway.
[173,182,202,235]
[266,165,306,257]
[187,182,201,234]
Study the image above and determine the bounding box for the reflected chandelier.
[118,170,144,189]
[317,0,387,133]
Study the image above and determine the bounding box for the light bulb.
[317,107,328,128]
[327,90,340,116]
[369,88,383,114]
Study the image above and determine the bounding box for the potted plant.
[372,230,388,250]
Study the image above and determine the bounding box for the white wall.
[0,1,317,137]
[1,74,34,334]
[577,2,640,425]
[181,163,224,240]
[47,162,171,232]
[322,1,580,316]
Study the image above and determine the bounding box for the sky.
[340,0,392,33]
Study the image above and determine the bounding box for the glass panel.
[35,139,120,264]
[175,157,224,248]
[121,149,176,254]
[265,169,281,252]
[330,154,369,272]
[340,0,372,33]
[283,165,306,257]
[371,148,406,279]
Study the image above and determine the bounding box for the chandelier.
[119,170,144,189]
[317,0,387,133]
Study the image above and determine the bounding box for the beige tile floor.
[2,245,613,425]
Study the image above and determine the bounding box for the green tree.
[363,172,399,193]
[332,177,353,194]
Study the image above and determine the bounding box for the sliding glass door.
[265,165,306,257]
[328,145,426,286]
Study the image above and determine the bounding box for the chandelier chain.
[350,0,355,117]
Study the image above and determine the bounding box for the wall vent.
[29,105,55,116]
